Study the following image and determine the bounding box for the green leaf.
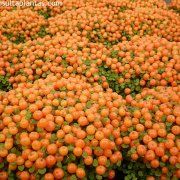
[130,147,136,154]
[29,166,35,173]
[128,127,134,132]
[0,162,4,169]
[109,134,114,141]
[42,73,47,78]
[130,51,135,59]
[89,171,95,180]
[158,68,165,74]
[78,158,85,168]
[118,57,123,62]
[68,145,74,151]
[161,115,166,122]
[82,152,88,158]
[146,163,151,169]
[96,175,102,180]
[95,147,102,151]
[36,127,43,133]
[138,171,143,177]
[55,125,61,131]
[122,144,129,148]
[62,54,67,60]
[117,161,121,167]
[13,35,25,44]
[167,171,173,177]
[176,163,180,169]
[25,111,32,120]
[38,8,51,19]
[84,138,89,143]
[110,50,119,58]
[50,134,57,143]
[84,60,91,66]
[86,101,92,108]
[160,162,165,167]
[140,118,145,124]
[87,135,94,140]
[132,177,138,180]
[57,161,62,168]
[0,75,12,91]
[155,170,161,177]
[10,147,20,155]
[18,165,24,171]
[102,117,109,124]
[38,26,48,38]
[106,160,110,167]
[38,168,46,175]
[93,159,98,167]
[166,122,172,127]
[70,175,77,180]
[31,119,37,124]
[69,154,76,161]
[59,87,67,91]
[157,137,166,143]
[119,6,128,12]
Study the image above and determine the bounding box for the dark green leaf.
[0,162,4,169]
[18,165,24,171]
[29,166,35,173]
[38,168,46,175]
[82,152,88,158]
[93,159,98,167]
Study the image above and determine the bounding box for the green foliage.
[3,32,25,44]
[110,50,119,58]
[98,64,142,97]
[93,159,98,167]
[122,31,131,41]
[29,166,35,173]
[61,54,69,68]
[169,7,180,14]
[0,162,4,169]
[3,32,13,40]
[38,8,51,19]
[158,68,165,74]
[8,170,16,180]
[121,159,153,180]
[38,26,49,38]
[18,165,24,171]
[0,75,12,92]
[119,6,129,12]
[50,133,58,143]
[25,111,32,120]
[38,168,46,175]
[13,35,25,44]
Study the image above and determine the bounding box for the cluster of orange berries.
[0,75,125,179]
[48,2,180,42]
[105,36,180,87]
[0,34,179,96]
[120,86,180,179]
[0,9,47,42]
[169,0,180,9]
[0,0,179,179]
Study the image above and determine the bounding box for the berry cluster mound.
[169,0,180,13]
[0,9,48,43]
[0,76,123,179]
[0,0,179,180]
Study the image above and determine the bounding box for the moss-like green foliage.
[0,75,12,92]
[98,63,142,97]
